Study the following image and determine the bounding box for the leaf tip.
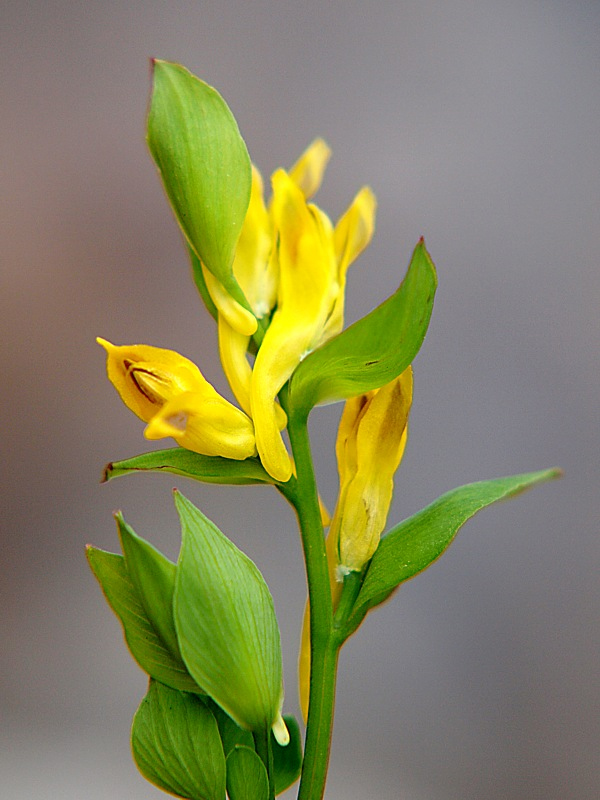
[100,462,113,483]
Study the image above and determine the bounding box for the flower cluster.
[99,140,378,483]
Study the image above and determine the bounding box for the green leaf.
[288,238,437,417]
[173,491,284,734]
[225,746,269,800]
[147,60,251,311]
[272,715,302,795]
[86,546,202,694]
[204,698,254,756]
[116,513,180,658]
[132,680,226,800]
[102,447,275,485]
[343,468,562,639]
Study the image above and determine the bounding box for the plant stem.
[285,412,338,800]
[253,728,275,800]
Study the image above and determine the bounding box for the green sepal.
[288,238,437,417]
[272,715,302,795]
[225,746,269,800]
[132,680,226,800]
[342,468,562,639]
[115,513,180,658]
[86,545,203,693]
[173,491,284,734]
[102,447,275,485]
[147,59,252,312]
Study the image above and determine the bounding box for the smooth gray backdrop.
[1,2,598,798]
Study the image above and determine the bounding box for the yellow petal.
[288,138,332,199]
[233,166,278,318]
[97,338,208,423]
[144,391,257,461]
[322,186,377,341]
[335,368,413,573]
[201,264,258,337]
[251,171,338,481]
[218,315,288,430]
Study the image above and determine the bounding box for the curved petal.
[288,138,332,199]
[251,170,337,481]
[201,266,258,337]
[144,392,257,461]
[321,186,377,341]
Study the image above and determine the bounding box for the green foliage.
[342,468,562,639]
[173,491,284,734]
[288,239,437,418]
[204,698,255,756]
[226,746,270,800]
[102,447,275,485]
[132,680,226,800]
[147,60,252,312]
[86,545,202,694]
[272,715,303,795]
[116,513,180,656]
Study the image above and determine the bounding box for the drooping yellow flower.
[97,338,256,460]
[298,368,413,717]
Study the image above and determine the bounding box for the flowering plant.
[88,60,560,800]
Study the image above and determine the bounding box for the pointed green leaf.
[102,447,275,485]
[204,698,254,756]
[225,746,269,800]
[132,680,226,800]
[116,513,180,657]
[86,546,202,694]
[272,715,302,795]
[173,491,284,734]
[288,239,437,417]
[343,468,562,639]
[147,59,251,311]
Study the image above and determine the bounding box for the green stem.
[285,412,338,800]
[253,727,275,800]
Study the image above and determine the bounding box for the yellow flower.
[250,166,377,482]
[298,368,413,717]
[215,141,331,421]
[144,391,256,460]
[334,368,413,572]
[97,338,256,460]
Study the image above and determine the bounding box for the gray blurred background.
[1,2,598,798]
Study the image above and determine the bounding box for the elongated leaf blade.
[344,468,561,639]
[226,746,269,800]
[147,60,251,308]
[86,547,202,694]
[132,680,226,800]
[102,447,275,485]
[288,239,437,416]
[173,492,284,733]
